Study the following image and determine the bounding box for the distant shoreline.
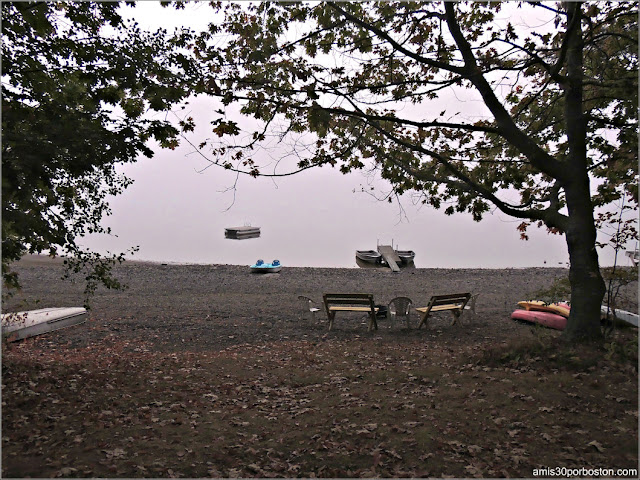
[15,253,571,271]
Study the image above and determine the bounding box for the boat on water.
[1,307,87,342]
[225,226,260,239]
[250,259,282,273]
[355,248,415,267]
[355,250,382,265]
[395,250,416,265]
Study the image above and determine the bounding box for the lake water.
[77,148,604,270]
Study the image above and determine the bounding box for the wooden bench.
[416,293,471,329]
[323,293,379,331]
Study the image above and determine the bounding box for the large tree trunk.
[561,1,605,342]
[562,182,606,342]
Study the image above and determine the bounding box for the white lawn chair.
[298,295,321,321]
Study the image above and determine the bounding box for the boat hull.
[2,307,87,342]
[356,248,415,268]
[225,226,261,239]
[601,306,638,328]
[250,260,282,273]
[511,309,567,330]
[395,250,415,264]
[355,250,382,264]
[250,266,282,273]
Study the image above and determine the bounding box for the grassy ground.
[2,328,637,478]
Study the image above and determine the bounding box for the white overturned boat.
[225,226,260,239]
[2,307,87,342]
[601,306,638,328]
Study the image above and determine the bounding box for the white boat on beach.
[1,307,87,342]
[601,306,638,328]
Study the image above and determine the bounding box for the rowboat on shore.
[1,307,87,342]
[250,259,282,273]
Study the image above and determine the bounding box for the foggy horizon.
[75,3,635,271]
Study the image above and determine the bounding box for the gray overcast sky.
[80,2,634,269]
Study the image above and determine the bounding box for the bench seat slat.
[326,299,372,305]
[416,304,462,313]
[329,306,380,312]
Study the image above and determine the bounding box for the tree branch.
[326,2,464,75]
[443,2,569,182]
[549,1,583,78]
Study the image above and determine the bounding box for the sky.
[79,2,635,269]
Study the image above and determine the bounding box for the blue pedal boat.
[250,259,282,273]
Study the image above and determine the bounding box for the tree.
[182,1,637,342]
[1,2,197,297]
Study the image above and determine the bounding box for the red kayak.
[511,309,567,330]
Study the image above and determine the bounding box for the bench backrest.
[323,293,375,309]
[428,292,471,309]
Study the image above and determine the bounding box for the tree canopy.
[1,2,196,296]
[183,1,637,341]
[2,1,636,339]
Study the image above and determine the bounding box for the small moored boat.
[355,250,382,265]
[395,250,416,264]
[2,307,87,342]
[356,247,415,268]
[250,259,282,273]
[225,226,261,239]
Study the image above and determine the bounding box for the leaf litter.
[2,261,637,477]
[3,332,637,478]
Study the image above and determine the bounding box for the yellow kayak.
[517,301,570,318]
